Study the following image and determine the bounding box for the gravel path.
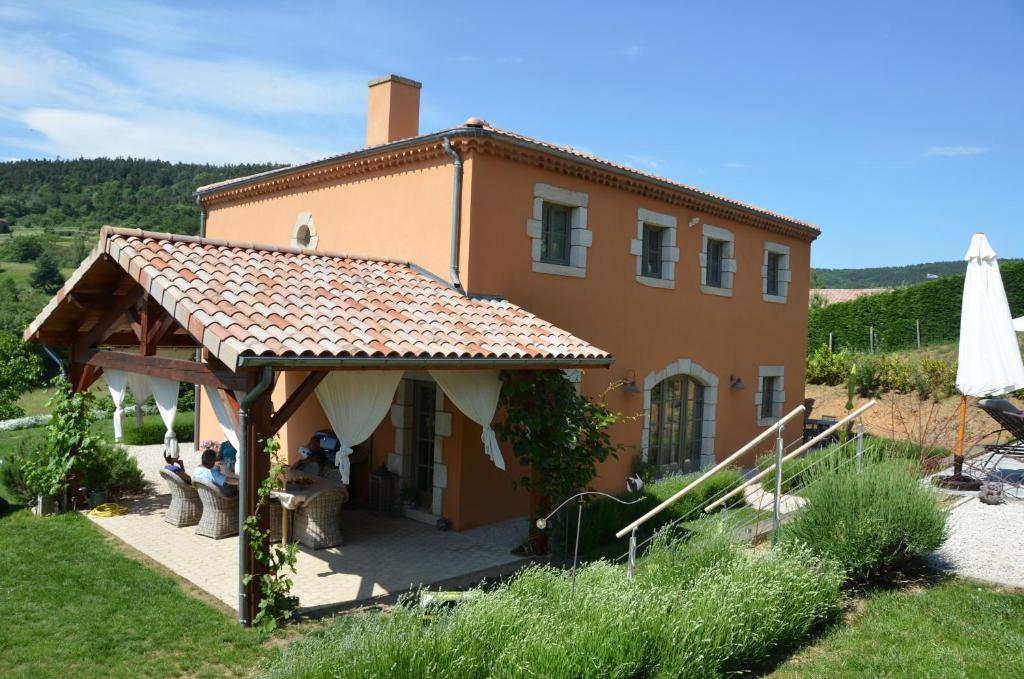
[929,496,1024,589]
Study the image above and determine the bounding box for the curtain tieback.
[335,444,354,485]
[481,427,505,471]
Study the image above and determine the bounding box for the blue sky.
[1,0,1021,268]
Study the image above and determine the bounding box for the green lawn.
[0,510,276,678]
[769,578,1024,678]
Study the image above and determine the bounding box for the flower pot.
[33,495,59,516]
[88,489,108,508]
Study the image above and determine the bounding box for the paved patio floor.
[87,445,528,613]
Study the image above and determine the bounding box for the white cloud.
[926,145,990,157]
[15,108,328,164]
[625,155,662,171]
[113,50,369,117]
[612,45,641,58]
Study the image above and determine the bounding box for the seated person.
[218,440,237,472]
[193,448,237,496]
[163,453,191,484]
[295,436,329,477]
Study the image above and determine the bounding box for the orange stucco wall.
[202,155,470,282]
[199,145,811,527]
[461,152,811,491]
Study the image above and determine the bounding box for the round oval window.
[296,224,311,248]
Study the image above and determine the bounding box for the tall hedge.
[808,261,1024,352]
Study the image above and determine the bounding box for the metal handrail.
[614,404,806,539]
[703,400,877,512]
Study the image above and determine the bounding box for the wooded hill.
[0,158,279,236]
[811,261,972,288]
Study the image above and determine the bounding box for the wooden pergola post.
[239,383,274,625]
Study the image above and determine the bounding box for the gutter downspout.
[442,138,464,292]
[193,197,206,452]
[236,366,273,626]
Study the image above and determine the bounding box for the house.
[192,75,819,532]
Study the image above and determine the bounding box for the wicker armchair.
[269,497,286,543]
[160,468,202,527]
[194,479,239,539]
[294,487,348,549]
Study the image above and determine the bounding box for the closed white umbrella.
[941,233,1024,488]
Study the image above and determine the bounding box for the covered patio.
[25,227,612,624]
[92,444,529,614]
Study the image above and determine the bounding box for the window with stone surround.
[290,211,319,250]
[642,359,718,470]
[526,183,591,277]
[699,224,735,296]
[755,366,786,426]
[630,208,679,288]
[762,242,791,303]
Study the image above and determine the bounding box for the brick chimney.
[365,75,421,147]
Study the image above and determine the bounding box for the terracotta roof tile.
[26,229,612,371]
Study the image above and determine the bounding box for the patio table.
[218,466,348,547]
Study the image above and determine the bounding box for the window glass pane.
[761,376,776,419]
[642,224,662,278]
[767,252,780,295]
[707,240,723,287]
[541,203,571,264]
[649,376,706,470]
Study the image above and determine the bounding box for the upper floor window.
[648,375,705,473]
[762,242,791,303]
[642,224,663,278]
[541,202,572,265]
[706,239,725,287]
[526,183,591,278]
[765,252,782,295]
[700,224,735,296]
[630,208,679,289]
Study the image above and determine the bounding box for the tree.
[0,333,43,419]
[0,218,10,234]
[29,251,65,294]
[495,370,623,553]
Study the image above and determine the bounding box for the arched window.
[648,375,705,472]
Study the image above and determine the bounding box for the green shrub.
[79,440,146,497]
[808,260,1024,352]
[780,461,948,582]
[569,468,745,556]
[0,452,35,505]
[256,536,843,679]
[854,355,882,397]
[806,345,852,385]
[876,353,913,393]
[914,356,958,402]
[120,415,194,446]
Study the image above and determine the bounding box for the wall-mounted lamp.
[688,217,701,228]
[729,374,745,390]
[621,369,641,394]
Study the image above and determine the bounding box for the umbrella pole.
[954,394,967,476]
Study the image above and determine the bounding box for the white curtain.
[125,373,152,429]
[203,385,240,450]
[315,370,404,483]
[150,377,180,457]
[103,369,128,442]
[430,370,505,471]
